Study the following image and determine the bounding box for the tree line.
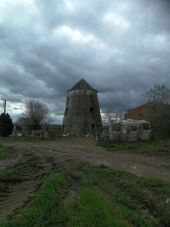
[144,84,170,139]
[0,100,49,137]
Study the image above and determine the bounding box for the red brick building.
[127,103,151,120]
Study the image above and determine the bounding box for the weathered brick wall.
[63,89,102,134]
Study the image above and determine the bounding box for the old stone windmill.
[63,79,102,134]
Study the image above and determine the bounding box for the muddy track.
[1,138,170,181]
[0,150,56,219]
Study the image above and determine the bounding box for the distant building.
[13,123,63,137]
[127,103,152,120]
[63,79,102,135]
[42,124,64,137]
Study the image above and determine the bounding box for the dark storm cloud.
[0,0,170,122]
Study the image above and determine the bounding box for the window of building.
[91,123,95,131]
[143,123,150,130]
[65,108,68,115]
[130,125,137,131]
[66,98,69,106]
[112,124,121,132]
[90,107,93,113]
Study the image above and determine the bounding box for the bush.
[0,113,13,137]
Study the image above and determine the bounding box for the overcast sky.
[0,0,170,123]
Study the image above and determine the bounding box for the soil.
[0,137,170,219]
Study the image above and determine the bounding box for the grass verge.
[102,139,170,154]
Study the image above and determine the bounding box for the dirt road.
[1,137,170,181]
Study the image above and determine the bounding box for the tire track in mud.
[0,148,57,219]
[1,140,170,183]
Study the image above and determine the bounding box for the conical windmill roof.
[68,79,97,92]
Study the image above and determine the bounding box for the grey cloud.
[0,0,170,122]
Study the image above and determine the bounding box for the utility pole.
[1,99,7,114]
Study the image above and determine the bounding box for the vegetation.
[0,172,69,227]
[0,113,13,137]
[146,84,170,104]
[1,164,170,227]
[102,139,170,154]
[17,100,49,130]
[145,84,170,139]
[0,145,9,157]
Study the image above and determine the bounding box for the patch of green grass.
[1,165,170,227]
[68,187,129,227]
[0,168,14,177]
[80,166,170,226]
[103,139,170,153]
[0,172,70,227]
[0,145,9,157]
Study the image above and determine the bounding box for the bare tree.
[22,100,49,130]
[146,84,170,105]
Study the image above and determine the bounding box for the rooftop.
[68,79,97,92]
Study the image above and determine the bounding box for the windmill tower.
[63,79,102,134]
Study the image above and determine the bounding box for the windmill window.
[90,107,93,113]
[91,123,95,131]
[65,108,68,115]
[66,98,69,105]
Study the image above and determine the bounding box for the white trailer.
[109,120,151,142]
